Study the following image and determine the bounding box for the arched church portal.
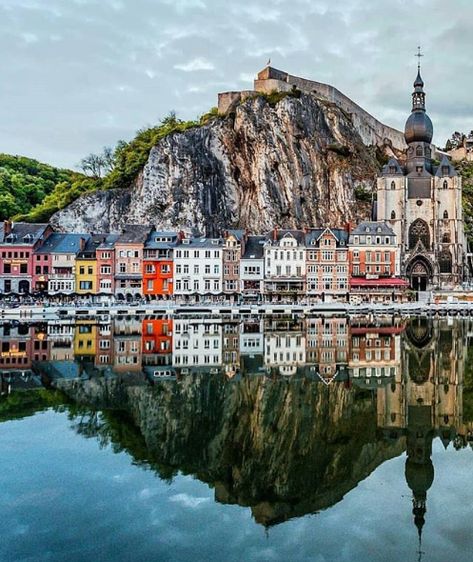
[407,257,432,291]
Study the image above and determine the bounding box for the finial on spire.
[415,46,424,70]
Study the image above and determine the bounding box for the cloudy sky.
[0,0,472,169]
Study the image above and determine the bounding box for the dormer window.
[442,166,449,176]
[365,227,369,233]
[23,234,33,242]
[416,166,423,174]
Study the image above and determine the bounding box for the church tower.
[376,55,466,290]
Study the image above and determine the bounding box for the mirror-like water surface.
[1,314,473,562]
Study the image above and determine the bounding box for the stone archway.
[407,256,433,291]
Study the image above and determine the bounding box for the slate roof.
[434,155,457,177]
[77,234,108,258]
[0,222,50,245]
[97,233,120,250]
[144,230,179,250]
[381,157,404,176]
[35,233,89,254]
[305,227,349,247]
[177,237,224,248]
[265,229,306,245]
[350,222,395,236]
[241,235,266,259]
[116,225,153,244]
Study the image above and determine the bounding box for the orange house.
[143,231,178,298]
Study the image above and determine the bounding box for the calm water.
[1,314,473,562]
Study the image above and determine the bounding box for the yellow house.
[75,235,101,295]
[73,321,97,356]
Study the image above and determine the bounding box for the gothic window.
[442,233,451,244]
[390,181,395,190]
[439,250,452,273]
[443,210,449,219]
[416,145,423,156]
[443,180,448,189]
[390,210,396,220]
[416,166,423,173]
[409,219,430,250]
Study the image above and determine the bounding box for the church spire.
[412,47,426,112]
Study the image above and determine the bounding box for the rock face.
[57,373,404,526]
[51,93,382,234]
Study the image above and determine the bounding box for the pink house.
[0,221,53,295]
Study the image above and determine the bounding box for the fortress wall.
[218,90,256,114]
[254,70,406,151]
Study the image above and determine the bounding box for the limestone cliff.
[50,93,382,234]
[56,373,404,526]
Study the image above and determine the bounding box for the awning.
[350,277,409,288]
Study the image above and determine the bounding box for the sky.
[0,0,472,170]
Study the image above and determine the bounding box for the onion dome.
[405,111,433,144]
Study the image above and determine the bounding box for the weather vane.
[415,46,424,70]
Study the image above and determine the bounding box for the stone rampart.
[218,67,407,151]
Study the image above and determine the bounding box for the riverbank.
[2,300,473,320]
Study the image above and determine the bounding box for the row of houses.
[0,220,408,302]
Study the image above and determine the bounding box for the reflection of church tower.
[376,53,466,290]
[405,402,435,557]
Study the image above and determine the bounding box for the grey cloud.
[0,0,472,168]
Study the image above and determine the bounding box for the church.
[376,62,466,290]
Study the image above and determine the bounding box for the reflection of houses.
[349,321,403,393]
[306,317,349,381]
[73,321,97,359]
[239,319,265,375]
[172,319,222,372]
[263,318,306,376]
[48,320,75,361]
[95,320,113,366]
[113,317,142,372]
[0,322,33,371]
[142,318,173,366]
[222,320,240,378]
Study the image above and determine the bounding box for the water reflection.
[1,314,473,556]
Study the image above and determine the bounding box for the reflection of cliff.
[56,374,404,526]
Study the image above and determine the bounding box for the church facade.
[376,66,466,290]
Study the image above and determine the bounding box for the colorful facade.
[143,231,177,298]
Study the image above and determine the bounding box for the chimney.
[273,227,278,241]
[345,221,352,234]
[3,220,12,236]
[178,230,185,241]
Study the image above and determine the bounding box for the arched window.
[443,180,448,189]
[390,210,396,220]
[390,181,396,190]
[443,210,449,219]
[416,145,423,156]
[439,250,452,273]
[409,219,430,250]
[442,232,451,244]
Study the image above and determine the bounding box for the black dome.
[405,111,433,144]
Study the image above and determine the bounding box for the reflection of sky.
[0,411,472,562]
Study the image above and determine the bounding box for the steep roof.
[241,235,266,259]
[145,230,179,250]
[265,229,306,245]
[77,234,108,258]
[0,222,50,245]
[35,233,89,254]
[116,225,152,244]
[381,158,404,176]
[351,221,395,236]
[305,227,348,247]
[434,155,457,177]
